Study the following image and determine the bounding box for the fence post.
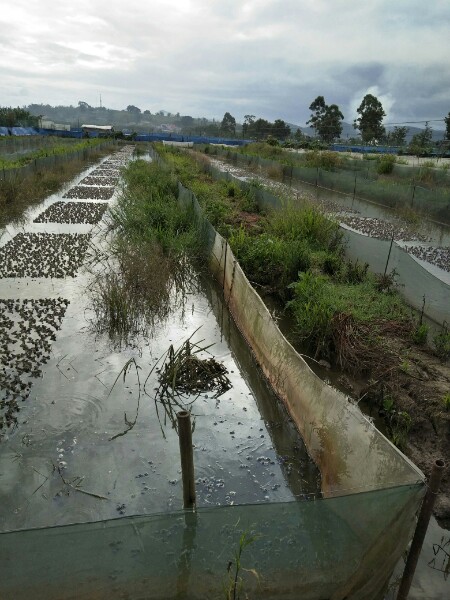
[411,183,416,208]
[177,410,196,509]
[352,173,357,209]
[396,459,445,600]
[384,232,395,276]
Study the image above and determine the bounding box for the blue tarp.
[134,132,249,146]
[0,127,9,136]
[329,144,400,154]
[10,127,38,136]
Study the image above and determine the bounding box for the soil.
[206,153,450,525]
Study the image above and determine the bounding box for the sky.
[1,0,449,127]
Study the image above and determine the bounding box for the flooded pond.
[0,148,319,532]
[1,147,447,600]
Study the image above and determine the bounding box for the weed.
[374,268,399,293]
[412,323,428,345]
[390,410,412,450]
[266,165,283,180]
[341,259,369,284]
[442,392,450,411]
[433,322,450,361]
[377,154,396,175]
[224,529,260,600]
[303,150,342,171]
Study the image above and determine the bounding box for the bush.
[433,323,450,360]
[377,154,395,175]
[412,323,428,345]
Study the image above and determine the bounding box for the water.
[0,149,319,533]
[1,148,447,598]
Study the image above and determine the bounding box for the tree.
[307,96,344,142]
[272,119,291,140]
[0,107,38,127]
[388,126,409,146]
[78,101,91,111]
[444,112,450,140]
[126,105,141,114]
[353,94,386,143]
[242,114,255,137]
[408,122,433,156]
[220,112,236,136]
[180,115,194,128]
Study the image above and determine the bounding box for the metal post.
[352,173,357,210]
[177,410,196,509]
[396,459,445,600]
[383,232,395,276]
[411,183,416,208]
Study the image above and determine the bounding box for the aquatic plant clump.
[157,337,231,400]
[144,332,232,436]
[0,232,91,278]
[0,297,69,431]
[34,201,108,225]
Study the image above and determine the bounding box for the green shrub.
[433,323,450,360]
[377,154,395,175]
[412,323,428,345]
[229,227,311,297]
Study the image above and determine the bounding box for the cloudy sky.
[1,0,449,126]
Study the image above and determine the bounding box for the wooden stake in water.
[396,459,445,600]
[177,410,196,509]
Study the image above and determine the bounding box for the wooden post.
[396,459,445,600]
[177,410,196,509]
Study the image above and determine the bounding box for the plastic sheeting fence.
[1,485,423,600]
[0,153,426,600]
[211,147,450,224]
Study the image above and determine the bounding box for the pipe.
[177,410,196,509]
[396,459,445,600]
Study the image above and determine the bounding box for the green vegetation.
[0,106,38,127]
[155,145,260,236]
[0,138,107,170]
[156,145,415,376]
[287,272,410,368]
[0,145,111,228]
[353,93,386,143]
[442,392,450,411]
[307,96,344,143]
[224,529,260,600]
[208,143,450,224]
[377,154,396,175]
[433,322,450,361]
[92,159,204,344]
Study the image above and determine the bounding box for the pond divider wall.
[0,150,426,600]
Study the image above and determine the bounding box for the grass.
[0,148,110,228]
[91,159,205,344]
[287,271,411,368]
[0,138,108,170]
[155,145,416,377]
[211,144,450,224]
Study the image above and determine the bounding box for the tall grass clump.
[91,159,205,344]
[288,271,412,370]
[0,152,110,228]
[229,203,343,299]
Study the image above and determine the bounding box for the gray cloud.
[0,0,449,125]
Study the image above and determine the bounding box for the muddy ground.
[207,154,450,525]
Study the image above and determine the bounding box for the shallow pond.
[0,150,319,533]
